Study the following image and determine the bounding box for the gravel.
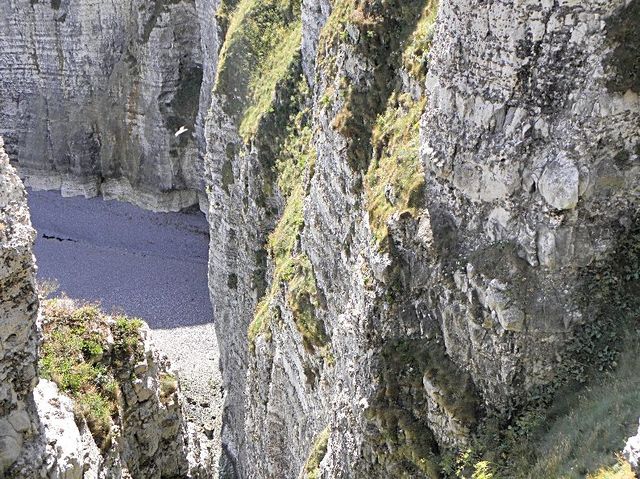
[27,190,222,439]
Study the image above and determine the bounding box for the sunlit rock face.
[203,0,639,477]
[0,137,39,476]
[0,0,638,476]
[0,0,216,211]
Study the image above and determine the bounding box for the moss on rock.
[318,0,429,172]
[248,83,332,362]
[365,94,426,245]
[40,299,144,450]
[362,1,437,246]
[365,336,477,478]
[214,0,302,142]
[303,427,330,479]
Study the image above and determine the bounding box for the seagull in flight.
[175,126,189,137]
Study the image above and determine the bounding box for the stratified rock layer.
[0,0,214,211]
[1,0,638,476]
[204,0,640,477]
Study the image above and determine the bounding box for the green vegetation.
[248,95,332,362]
[318,0,429,172]
[362,1,437,247]
[440,215,640,478]
[366,337,477,477]
[216,0,241,34]
[524,333,640,478]
[587,458,635,479]
[159,372,179,403]
[402,0,438,78]
[439,333,639,478]
[75,391,113,445]
[40,299,144,449]
[365,94,426,245]
[214,0,302,142]
[240,23,301,139]
[113,315,144,362]
[303,427,330,479]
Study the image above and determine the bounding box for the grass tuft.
[248,84,332,361]
[40,299,145,450]
[587,457,635,479]
[159,372,179,403]
[365,93,426,246]
[524,336,640,478]
[214,0,302,142]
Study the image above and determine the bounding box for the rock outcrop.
[203,0,640,477]
[0,0,215,211]
[6,299,208,479]
[420,0,640,412]
[0,137,40,476]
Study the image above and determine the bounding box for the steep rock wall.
[420,0,640,414]
[0,137,40,476]
[1,0,638,476]
[204,0,639,477]
[9,299,208,478]
[0,0,214,211]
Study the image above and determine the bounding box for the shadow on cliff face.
[27,190,213,330]
[455,209,640,477]
[606,0,640,94]
[564,208,640,385]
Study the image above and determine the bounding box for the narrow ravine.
[27,189,222,459]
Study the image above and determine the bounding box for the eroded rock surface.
[1,0,639,476]
[420,0,640,412]
[0,136,39,476]
[203,0,640,477]
[0,0,215,211]
[8,299,209,479]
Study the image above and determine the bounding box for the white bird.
[174,126,189,137]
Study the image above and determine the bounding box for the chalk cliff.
[0,0,639,477]
[0,0,217,211]
[0,136,40,476]
[204,0,639,476]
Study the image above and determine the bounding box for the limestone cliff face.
[13,299,208,479]
[0,0,215,211]
[1,0,639,476]
[420,0,640,416]
[0,137,40,476]
[204,0,640,477]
